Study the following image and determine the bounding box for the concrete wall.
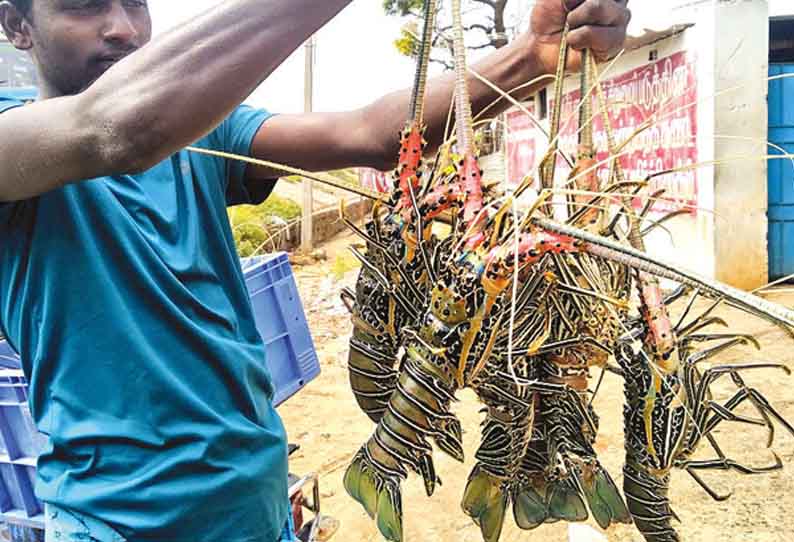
[711,0,770,289]
[648,1,770,289]
[275,198,372,252]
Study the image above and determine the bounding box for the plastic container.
[0,461,41,522]
[0,403,47,460]
[0,370,27,404]
[5,522,44,542]
[0,369,46,530]
[0,341,21,370]
[242,253,321,406]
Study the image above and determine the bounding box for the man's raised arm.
[0,0,352,203]
[247,0,630,177]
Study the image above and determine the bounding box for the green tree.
[384,0,513,69]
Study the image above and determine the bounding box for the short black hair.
[8,0,32,16]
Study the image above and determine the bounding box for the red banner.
[556,50,699,213]
[358,168,391,193]
[506,102,539,187]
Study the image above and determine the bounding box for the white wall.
[711,0,770,288]
[506,1,772,288]
[770,0,794,17]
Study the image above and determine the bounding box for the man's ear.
[0,2,33,51]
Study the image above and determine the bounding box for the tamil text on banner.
[555,50,698,214]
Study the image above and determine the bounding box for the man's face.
[17,0,152,95]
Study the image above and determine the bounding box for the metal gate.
[768,64,794,280]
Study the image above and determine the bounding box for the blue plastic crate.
[0,371,27,404]
[242,253,321,406]
[0,389,46,461]
[0,461,40,522]
[0,341,21,370]
[4,522,44,542]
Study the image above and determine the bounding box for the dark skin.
[0,0,631,203]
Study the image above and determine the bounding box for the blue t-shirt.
[0,97,288,542]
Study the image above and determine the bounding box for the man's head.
[0,0,152,97]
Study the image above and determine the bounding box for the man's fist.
[528,0,631,73]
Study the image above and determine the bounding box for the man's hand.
[529,0,631,74]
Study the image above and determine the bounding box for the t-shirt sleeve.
[212,105,276,207]
[0,97,25,216]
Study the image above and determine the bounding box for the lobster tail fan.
[343,452,380,519]
[513,483,549,530]
[547,477,589,523]
[461,466,509,542]
[376,480,404,542]
[579,463,632,529]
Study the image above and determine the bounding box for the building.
[505,0,793,290]
[0,36,37,89]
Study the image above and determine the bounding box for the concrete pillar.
[711,0,770,289]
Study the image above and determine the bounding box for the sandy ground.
[279,233,794,542]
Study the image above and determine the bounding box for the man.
[0,0,631,541]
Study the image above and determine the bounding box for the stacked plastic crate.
[0,369,46,531]
[0,252,320,537]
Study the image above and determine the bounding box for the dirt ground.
[279,233,794,542]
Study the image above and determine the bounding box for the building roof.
[624,24,694,52]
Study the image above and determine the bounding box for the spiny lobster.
[339,2,794,542]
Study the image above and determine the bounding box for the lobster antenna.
[539,23,570,193]
[451,0,486,229]
[578,50,595,158]
[451,0,475,156]
[185,146,388,201]
[409,0,437,126]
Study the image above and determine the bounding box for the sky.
[149,1,794,114]
[150,1,416,114]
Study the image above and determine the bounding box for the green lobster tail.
[461,466,508,542]
[376,481,404,542]
[343,453,379,519]
[513,484,548,530]
[344,453,405,542]
[547,478,588,523]
[581,464,632,529]
[343,456,362,502]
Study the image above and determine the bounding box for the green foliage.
[394,22,420,57]
[331,250,362,280]
[383,0,513,62]
[383,0,424,17]
[228,195,302,257]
